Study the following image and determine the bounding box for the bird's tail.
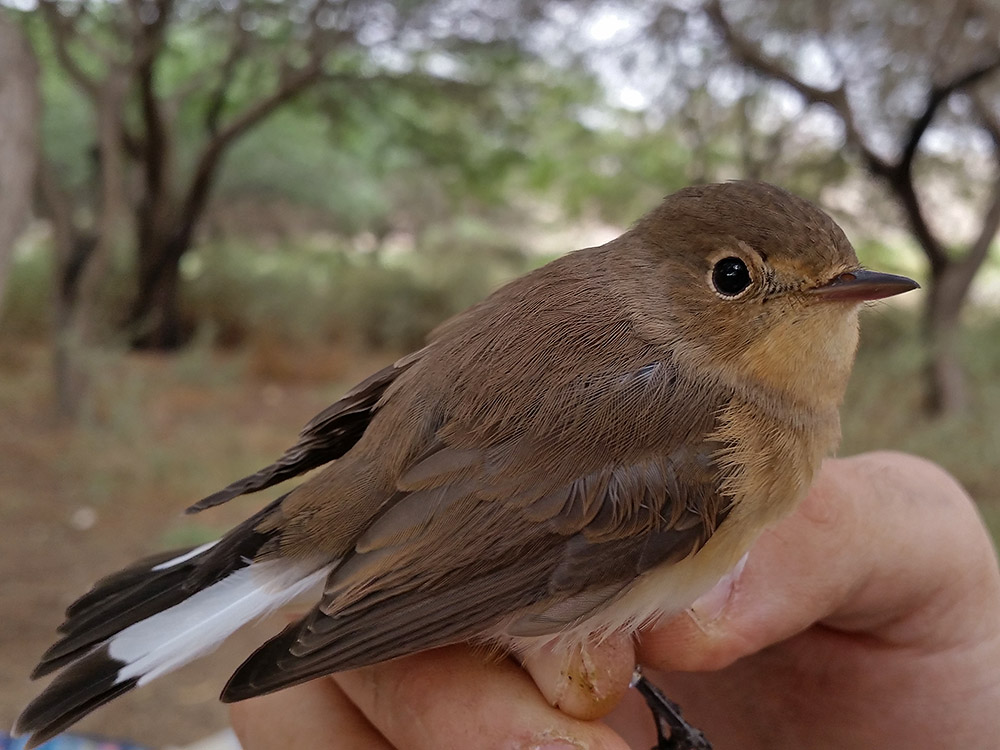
[15,497,329,749]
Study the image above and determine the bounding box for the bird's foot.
[631,667,713,750]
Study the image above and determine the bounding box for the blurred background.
[1,0,999,747]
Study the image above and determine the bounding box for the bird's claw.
[631,668,713,750]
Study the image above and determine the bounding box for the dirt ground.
[0,342,392,748]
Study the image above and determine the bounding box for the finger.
[333,645,631,750]
[520,632,636,721]
[819,451,1000,647]
[637,452,996,672]
[229,676,394,750]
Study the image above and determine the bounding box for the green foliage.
[20,0,696,295]
[216,106,391,234]
[179,232,531,352]
[23,14,95,194]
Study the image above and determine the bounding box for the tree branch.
[704,1,839,108]
[703,0,962,270]
[128,0,174,67]
[176,60,324,252]
[884,166,950,272]
[205,61,323,169]
[134,0,172,194]
[204,6,251,136]
[883,60,1000,274]
[899,58,1000,173]
[38,1,100,98]
[703,0,888,175]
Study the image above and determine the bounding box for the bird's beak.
[807,269,920,302]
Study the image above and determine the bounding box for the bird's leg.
[631,667,713,750]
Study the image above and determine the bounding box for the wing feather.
[187,359,415,513]
[220,359,732,699]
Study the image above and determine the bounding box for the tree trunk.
[38,157,97,419]
[128,147,219,350]
[0,16,39,314]
[40,72,130,421]
[128,166,207,349]
[53,236,98,416]
[128,232,189,350]
[923,266,968,414]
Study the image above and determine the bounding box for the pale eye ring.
[712,257,752,297]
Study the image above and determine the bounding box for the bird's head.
[621,181,918,408]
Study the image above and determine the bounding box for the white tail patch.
[110,560,332,686]
[151,540,220,571]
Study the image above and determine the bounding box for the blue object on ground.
[1,733,147,750]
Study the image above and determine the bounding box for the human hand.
[230,452,1000,749]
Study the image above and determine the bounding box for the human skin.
[230,452,1000,749]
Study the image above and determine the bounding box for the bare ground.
[0,342,391,748]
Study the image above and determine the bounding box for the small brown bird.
[17,181,918,747]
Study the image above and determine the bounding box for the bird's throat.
[736,307,860,412]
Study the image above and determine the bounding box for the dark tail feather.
[34,561,197,678]
[33,497,282,678]
[16,646,138,749]
[186,363,406,513]
[16,497,287,747]
[61,546,203,622]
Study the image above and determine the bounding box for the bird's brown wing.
[186,354,420,513]
[221,358,730,701]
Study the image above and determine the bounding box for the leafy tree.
[702,0,1000,413]
[20,0,561,416]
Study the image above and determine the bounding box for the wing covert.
[220,357,732,699]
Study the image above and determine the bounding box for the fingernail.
[690,552,748,626]
[521,641,571,708]
[525,641,596,708]
[569,643,604,700]
[522,635,633,721]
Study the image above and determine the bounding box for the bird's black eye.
[712,257,752,297]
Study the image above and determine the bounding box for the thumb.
[520,632,636,721]
[636,452,986,671]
